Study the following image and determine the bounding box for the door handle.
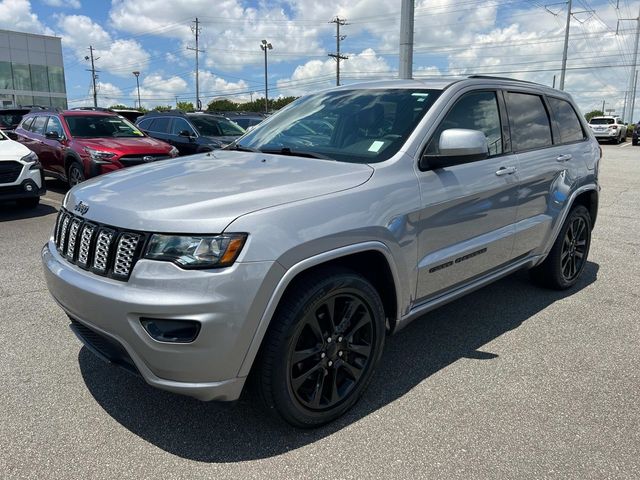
[495,166,517,176]
[556,154,572,162]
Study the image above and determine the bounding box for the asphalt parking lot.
[1,143,638,479]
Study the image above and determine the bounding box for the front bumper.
[0,163,45,200]
[42,241,282,401]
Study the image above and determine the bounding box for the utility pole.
[630,70,639,123]
[603,99,606,113]
[620,6,640,123]
[399,0,415,79]
[132,71,141,109]
[559,0,572,90]
[85,46,99,107]
[328,17,348,86]
[187,18,204,110]
[260,40,273,113]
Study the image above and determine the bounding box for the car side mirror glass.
[45,131,60,140]
[420,129,489,170]
[179,130,193,138]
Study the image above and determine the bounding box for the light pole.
[260,39,272,114]
[132,71,141,109]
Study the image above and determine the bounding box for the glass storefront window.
[0,62,13,89]
[48,66,65,93]
[30,64,49,92]
[16,95,33,106]
[12,64,31,91]
[50,96,67,109]
[33,96,51,107]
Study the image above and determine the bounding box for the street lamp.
[260,40,272,114]
[132,71,141,109]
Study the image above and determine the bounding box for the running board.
[394,255,542,333]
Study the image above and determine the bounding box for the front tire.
[530,205,592,290]
[257,267,385,428]
[67,161,85,187]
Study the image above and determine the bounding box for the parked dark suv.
[136,111,245,155]
[14,109,178,186]
[0,108,31,139]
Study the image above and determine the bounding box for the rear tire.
[256,267,385,428]
[530,205,592,290]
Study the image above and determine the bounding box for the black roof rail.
[467,75,543,86]
[26,106,64,113]
[72,106,112,112]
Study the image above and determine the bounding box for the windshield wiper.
[259,147,332,160]
[224,143,258,152]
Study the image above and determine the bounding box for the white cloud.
[68,81,123,108]
[0,0,54,34]
[135,73,188,108]
[56,15,150,78]
[199,70,249,103]
[42,0,80,8]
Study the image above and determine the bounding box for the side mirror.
[420,129,489,170]
[179,130,193,138]
[45,131,61,140]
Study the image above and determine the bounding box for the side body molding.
[237,241,403,377]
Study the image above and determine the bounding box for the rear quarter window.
[547,97,586,144]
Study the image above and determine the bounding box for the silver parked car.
[42,77,600,427]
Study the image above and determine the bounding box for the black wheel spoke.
[305,310,325,342]
[310,370,326,408]
[347,342,371,358]
[335,298,364,334]
[345,311,371,338]
[325,296,336,328]
[328,369,340,404]
[292,363,323,391]
[340,359,364,382]
[292,345,322,364]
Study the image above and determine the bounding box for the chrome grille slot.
[113,233,141,277]
[58,215,71,254]
[76,223,95,267]
[53,211,62,244]
[92,229,115,273]
[66,219,82,260]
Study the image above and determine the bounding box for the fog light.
[24,184,34,192]
[140,318,201,343]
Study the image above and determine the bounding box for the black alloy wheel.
[67,162,85,187]
[560,215,588,282]
[257,267,385,427]
[288,290,375,411]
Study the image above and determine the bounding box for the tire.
[256,267,386,428]
[16,197,39,209]
[530,205,592,290]
[620,133,626,143]
[633,139,638,146]
[67,161,85,187]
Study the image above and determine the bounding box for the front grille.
[118,154,170,166]
[54,208,146,281]
[0,161,23,184]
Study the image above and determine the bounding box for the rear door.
[414,89,520,302]
[169,117,198,155]
[506,91,587,257]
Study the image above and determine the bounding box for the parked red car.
[14,109,179,186]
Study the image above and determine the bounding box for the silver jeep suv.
[43,77,600,427]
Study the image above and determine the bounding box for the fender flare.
[236,241,402,377]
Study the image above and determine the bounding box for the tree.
[153,105,172,112]
[585,110,604,122]
[207,99,239,112]
[109,104,131,110]
[176,101,195,112]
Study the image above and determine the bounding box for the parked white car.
[0,129,45,208]
[588,116,627,143]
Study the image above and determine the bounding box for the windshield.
[64,115,145,138]
[190,116,245,137]
[237,88,441,163]
[590,118,615,125]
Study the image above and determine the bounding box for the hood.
[0,137,31,159]
[202,135,238,146]
[78,136,171,154]
[65,150,374,233]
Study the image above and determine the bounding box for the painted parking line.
[619,142,632,148]
[41,197,62,207]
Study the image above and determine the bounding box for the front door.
[414,90,520,303]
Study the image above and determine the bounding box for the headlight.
[84,147,116,161]
[144,233,247,268]
[20,151,38,163]
[169,146,179,157]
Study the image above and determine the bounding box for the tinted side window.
[171,117,195,136]
[20,116,35,131]
[31,116,47,134]
[426,91,503,156]
[506,92,552,151]
[46,116,64,137]
[149,117,170,133]
[137,118,152,130]
[547,97,585,144]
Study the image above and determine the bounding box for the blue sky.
[2,0,640,116]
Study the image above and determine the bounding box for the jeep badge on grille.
[74,201,89,215]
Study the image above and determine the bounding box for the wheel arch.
[237,242,401,378]
[572,189,598,228]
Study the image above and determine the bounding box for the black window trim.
[545,95,589,147]
[45,114,66,140]
[170,116,199,137]
[419,88,511,171]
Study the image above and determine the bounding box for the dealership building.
[0,29,67,109]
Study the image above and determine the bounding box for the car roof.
[23,110,118,117]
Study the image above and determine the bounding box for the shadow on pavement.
[79,262,599,462]
[0,201,57,221]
